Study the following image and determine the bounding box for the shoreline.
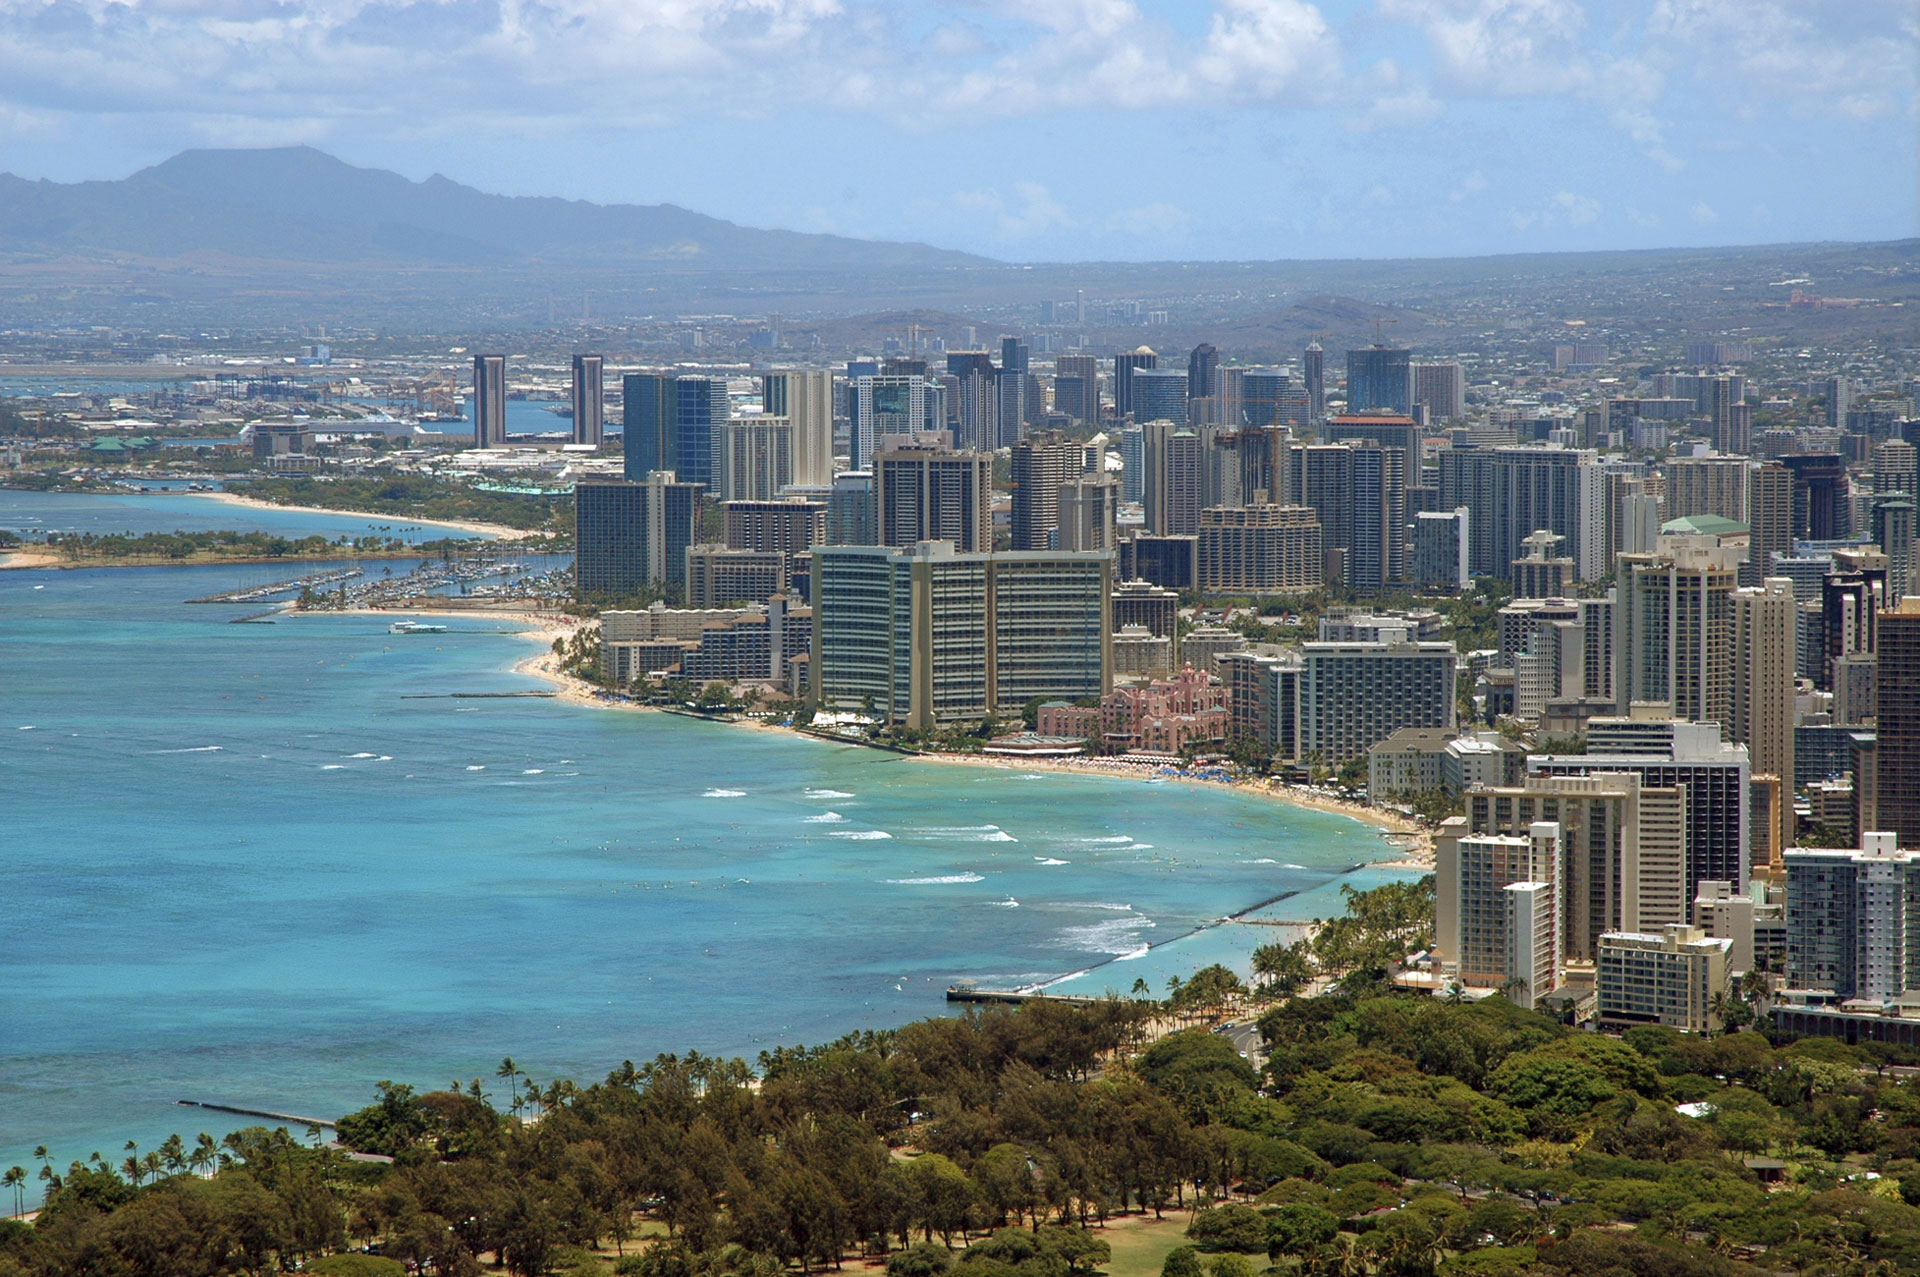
[483,627,1436,874]
[185,489,530,540]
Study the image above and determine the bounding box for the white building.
[1597,925,1732,1033]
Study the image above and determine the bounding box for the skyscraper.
[714,416,793,502]
[674,376,729,493]
[1411,361,1466,422]
[574,473,701,597]
[1240,369,1309,433]
[1142,420,1202,537]
[1745,462,1793,589]
[1343,442,1406,593]
[945,352,998,450]
[1130,367,1189,426]
[1617,531,1741,729]
[1057,475,1119,553]
[1665,456,1749,525]
[1010,432,1078,552]
[1826,375,1853,432]
[1303,341,1325,422]
[1871,495,1915,601]
[1053,355,1100,425]
[1877,598,1920,847]
[1346,345,1412,415]
[1784,452,1850,540]
[571,354,604,446]
[1113,347,1158,419]
[622,372,675,480]
[873,442,992,552]
[761,370,834,488]
[1187,343,1219,403]
[850,375,935,469]
[472,354,506,448]
[1732,578,1797,795]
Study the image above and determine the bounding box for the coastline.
[484,626,1437,874]
[184,489,530,541]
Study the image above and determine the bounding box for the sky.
[0,0,1915,262]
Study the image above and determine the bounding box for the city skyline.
[0,1,1912,263]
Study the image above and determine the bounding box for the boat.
[389,620,449,635]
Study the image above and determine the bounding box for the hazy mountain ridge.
[0,147,990,271]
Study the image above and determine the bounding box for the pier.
[945,985,1106,1007]
[187,568,361,605]
[175,1099,335,1129]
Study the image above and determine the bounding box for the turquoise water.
[0,493,1405,1174]
[0,490,490,544]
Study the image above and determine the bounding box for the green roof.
[1662,514,1748,536]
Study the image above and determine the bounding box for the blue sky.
[0,0,1914,261]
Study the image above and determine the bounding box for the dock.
[188,568,361,605]
[175,1099,335,1129]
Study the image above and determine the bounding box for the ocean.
[0,491,1412,1175]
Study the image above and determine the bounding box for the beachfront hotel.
[811,541,1112,731]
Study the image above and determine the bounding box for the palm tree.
[497,1057,524,1121]
[159,1134,186,1177]
[1708,990,1731,1035]
[122,1140,140,1185]
[189,1133,217,1179]
[3,1166,24,1218]
[140,1152,161,1185]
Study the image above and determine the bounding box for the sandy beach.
[0,548,65,570]
[904,751,1433,870]
[185,489,532,541]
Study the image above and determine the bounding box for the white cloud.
[952,182,1077,241]
[1553,190,1600,225]
[1510,188,1602,231]
[1448,170,1487,202]
[1691,201,1719,224]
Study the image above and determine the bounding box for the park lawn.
[1097,1211,1216,1277]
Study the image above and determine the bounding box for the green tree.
[1161,1245,1206,1277]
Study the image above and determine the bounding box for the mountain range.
[0,147,987,272]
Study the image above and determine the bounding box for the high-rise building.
[1824,547,1889,686]
[850,375,936,470]
[1784,452,1850,540]
[1731,578,1797,797]
[1434,820,1563,1006]
[1197,505,1324,594]
[1057,475,1119,553]
[1532,713,1751,901]
[1826,375,1853,432]
[1411,361,1466,421]
[945,353,998,451]
[1187,343,1219,403]
[1665,456,1748,525]
[1054,355,1100,425]
[1130,367,1190,426]
[1113,347,1158,419]
[1343,441,1406,593]
[1326,413,1420,497]
[1121,534,1198,591]
[1346,345,1412,415]
[1870,495,1915,601]
[685,545,788,608]
[761,370,834,488]
[826,470,876,546]
[1142,420,1202,537]
[570,354,604,446]
[1874,439,1919,503]
[811,541,1112,729]
[1878,599,1920,848]
[574,473,701,597]
[1510,529,1575,599]
[714,416,793,502]
[674,376,729,493]
[1240,369,1310,434]
[1303,341,1325,422]
[1297,641,1457,763]
[1616,530,1741,729]
[873,442,992,552]
[472,354,507,448]
[1413,508,1470,588]
[1010,432,1079,552]
[1437,445,1605,582]
[725,500,824,555]
[1458,772,1688,961]
[1117,424,1145,504]
[1786,832,1917,1001]
[622,372,675,480]
[1744,462,1793,588]
[1596,926,1732,1033]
